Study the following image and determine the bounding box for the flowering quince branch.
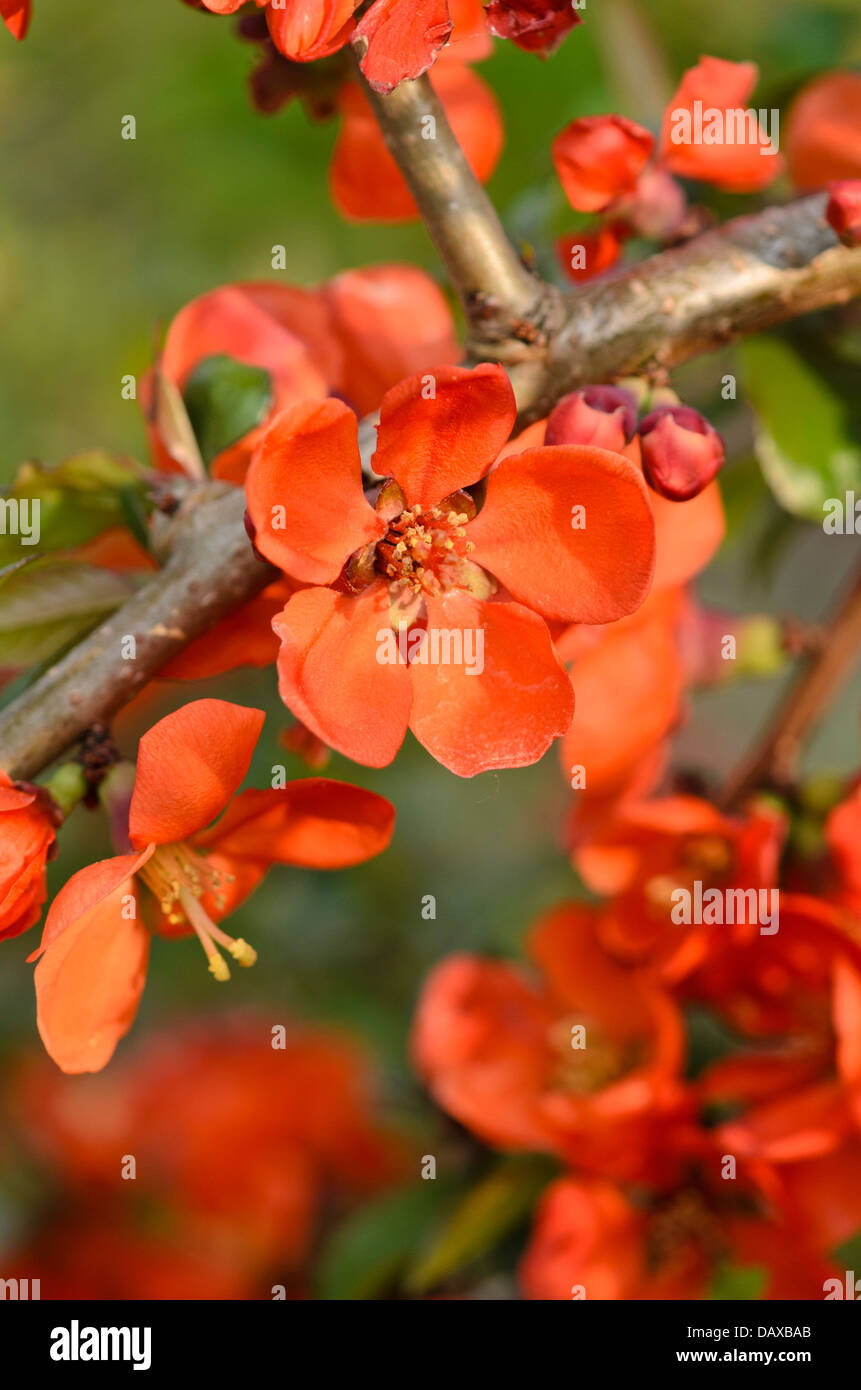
[1,38,861,792]
[357,66,861,421]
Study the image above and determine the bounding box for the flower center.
[375,503,475,597]
[547,1014,640,1092]
[138,842,256,982]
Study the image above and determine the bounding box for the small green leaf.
[0,557,138,672]
[740,336,861,522]
[405,1157,552,1295]
[182,354,272,467]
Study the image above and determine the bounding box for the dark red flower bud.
[545,386,638,452]
[638,405,724,501]
[826,180,861,247]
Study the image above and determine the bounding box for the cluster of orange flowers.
[2,3,861,1300]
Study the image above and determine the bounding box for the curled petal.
[372,364,516,510]
[34,883,150,1074]
[552,115,654,213]
[129,700,265,849]
[468,445,656,623]
[266,0,358,62]
[408,592,574,776]
[246,399,384,583]
[358,0,453,94]
[273,584,412,768]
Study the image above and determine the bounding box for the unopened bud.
[639,405,724,501]
[546,385,638,452]
[826,180,861,247]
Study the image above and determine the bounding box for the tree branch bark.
[0,487,275,782]
[362,70,861,424]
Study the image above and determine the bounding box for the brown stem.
[0,486,275,782]
[356,64,562,358]
[722,565,861,807]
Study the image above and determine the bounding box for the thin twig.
[722,564,861,807]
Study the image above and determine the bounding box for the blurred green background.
[1,0,861,1106]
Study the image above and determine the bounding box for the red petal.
[552,115,654,213]
[786,72,861,190]
[358,0,453,93]
[266,0,357,62]
[34,883,150,1074]
[128,700,265,848]
[1,0,31,39]
[273,584,412,768]
[558,589,684,801]
[322,266,458,417]
[408,593,574,776]
[195,780,395,868]
[468,445,656,623]
[660,56,783,192]
[372,364,516,510]
[28,850,154,962]
[246,398,384,583]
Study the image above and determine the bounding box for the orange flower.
[0,770,56,942]
[27,699,395,1072]
[521,1167,836,1300]
[146,268,458,479]
[246,364,656,774]
[572,795,786,981]
[331,63,503,222]
[412,903,687,1181]
[786,71,861,190]
[0,0,30,39]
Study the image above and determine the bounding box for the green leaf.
[0,452,151,565]
[740,336,861,522]
[707,1263,767,1300]
[182,354,272,467]
[404,1156,552,1295]
[0,557,138,672]
[314,1181,455,1301]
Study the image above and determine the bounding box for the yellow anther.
[208,951,231,982]
[229,939,257,968]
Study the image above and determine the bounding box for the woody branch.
[2,71,861,784]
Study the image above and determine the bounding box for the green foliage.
[0,555,138,674]
[740,336,861,522]
[315,1181,456,1300]
[182,354,272,467]
[0,452,150,565]
[404,1157,553,1295]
